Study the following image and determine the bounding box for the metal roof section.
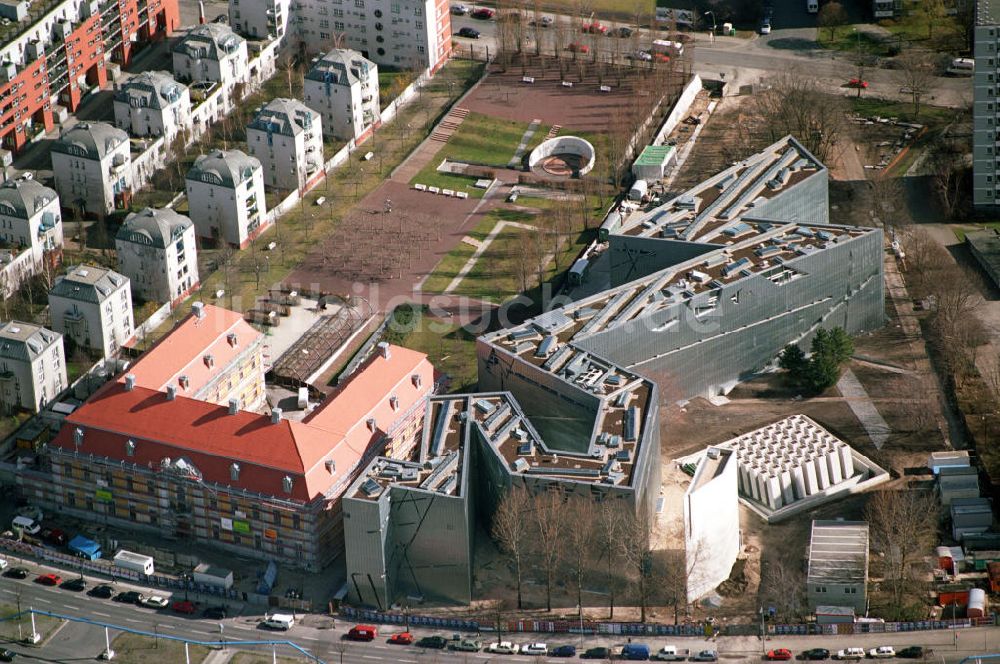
[0,321,61,362]
[675,415,890,523]
[807,520,869,585]
[50,264,129,303]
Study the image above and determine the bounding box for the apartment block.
[185,149,268,248]
[303,49,379,143]
[247,98,324,191]
[229,0,450,74]
[26,325,433,571]
[48,264,134,358]
[172,23,248,92]
[0,0,179,155]
[50,122,132,217]
[113,71,192,142]
[115,207,199,305]
[975,2,1000,207]
[0,176,63,298]
[0,321,67,414]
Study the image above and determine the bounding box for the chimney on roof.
[325,459,336,474]
[124,373,136,391]
[166,385,177,401]
[412,374,422,388]
[227,332,238,347]
[271,407,283,424]
[192,302,205,320]
[367,417,377,432]
[228,398,238,415]
[204,354,215,369]
[377,341,390,359]
[179,375,190,390]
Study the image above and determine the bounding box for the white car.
[0,558,7,570]
[487,641,520,654]
[451,3,468,14]
[835,648,865,660]
[869,646,896,659]
[629,50,653,62]
[522,643,548,656]
[140,595,169,608]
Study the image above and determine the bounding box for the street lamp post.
[703,10,716,33]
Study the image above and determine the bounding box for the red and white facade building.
[0,0,179,156]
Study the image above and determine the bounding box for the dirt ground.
[462,58,671,132]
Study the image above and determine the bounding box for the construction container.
[937,546,954,574]
[967,588,987,618]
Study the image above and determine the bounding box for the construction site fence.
[340,607,996,637]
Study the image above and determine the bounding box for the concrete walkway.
[837,368,892,449]
[444,217,536,294]
[508,118,541,168]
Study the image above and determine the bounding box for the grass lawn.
[443,112,550,167]
[851,98,954,126]
[138,59,486,348]
[954,223,1000,242]
[876,6,965,51]
[409,160,488,198]
[816,28,890,55]
[395,314,480,392]
[110,633,211,664]
[229,652,308,664]
[378,69,419,111]
[0,607,62,642]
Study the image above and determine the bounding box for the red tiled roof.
[53,343,435,501]
[124,304,262,395]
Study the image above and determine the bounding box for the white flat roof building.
[807,520,869,613]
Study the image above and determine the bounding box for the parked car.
[88,584,115,599]
[652,645,689,661]
[759,18,771,34]
[470,7,494,19]
[834,648,865,660]
[530,15,553,26]
[0,649,15,662]
[802,648,831,660]
[35,573,61,586]
[202,606,228,620]
[5,567,28,579]
[897,647,930,659]
[621,643,651,660]
[451,3,468,13]
[869,646,896,659]
[114,591,143,604]
[582,647,612,660]
[388,632,413,645]
[692,651,719,662]
[141,595,169,609]
[628,50,653,61]
[521,643,548,656]
[847,78,869,89]
[567,42,590,53]
[0,558,7,570]
[487,641,519,654]
[42,528,67,547]
[551,644,576,657]
[457,26,480,38]
[417,636,449,649]
[581,21,607,34]
[451,639,481,652]
[61,577,87,592]
[616,26,634,37]
[171,600,197,615]
[767,649,793,661]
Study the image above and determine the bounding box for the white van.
[947,58,974,76]
[264,613,295,630]
[12,516,40,535]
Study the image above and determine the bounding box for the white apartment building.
[0,176,63,297]
[303,49,379,142]
[51,122,132,217]
[116,207,199,305]
[185,149,268,248]
[975,4,1000,208]
[48,264,134,359]
[246,97,324,191]
[229,0,451,74]
[0,322,66,414]
[113,71,192,143]
[172,24,249,101]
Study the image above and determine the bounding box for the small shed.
[193,563,234,589]
[815,605,855,625]
[929,450,970,475]
[568,258,589,286]
[68,535,102,561]
[938,465,980,506]
[632,145,676,181]
[629,179,648,202]
[951,497,993,541]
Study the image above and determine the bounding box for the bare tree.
[919,0,946,39]
[746,71,846,163]
[864,490,939,619]
[870,175,907,229]
[817,1,847,42]
[928,137,969,219]
[529,490,567,612]
[758,547,807,621]
[620,505,658,622]
[563,498,596,622]
[492,485,531,609]
[593,498,626,619]
[894,50,936,117]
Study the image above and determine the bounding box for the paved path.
[837,368,892,449]
[508,118,541,168]
[392,107,470,183]
[444,218,536,293]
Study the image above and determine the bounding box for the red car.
[581,21,607,34]
[171,600,197,615]
[35,573,62,586]
[567,42,590,53]
[388,632,413,645]
[767,649,793,661]
[653,52,670,62]
[847,78,869,89]
[348,625,377,641]
[470,7,494,19]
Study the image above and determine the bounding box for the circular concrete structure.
[528,136,595,179]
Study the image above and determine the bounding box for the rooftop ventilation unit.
[228,398,238,415]
[271,407,282,424]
